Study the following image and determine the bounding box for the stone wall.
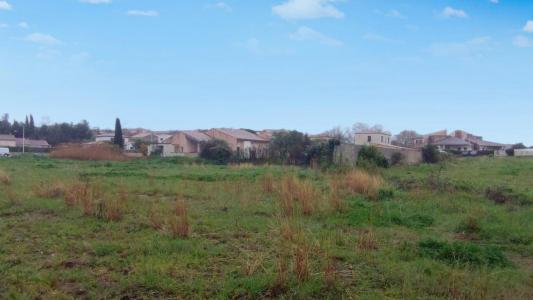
[334,144,422,166]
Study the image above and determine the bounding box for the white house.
[354,131,392,146]
[515,149,533,157]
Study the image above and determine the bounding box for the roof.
[182,130,211,143]
[355,131,392,136]
[214,128,268,142]
[467,138,505,147]
[0,134,15,141]
[433,136,471,146]
[15,138,50,148]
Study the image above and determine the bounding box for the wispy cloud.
[524,21,533,33]
[25,33,62,46]
[127,10,159,17]
[0,23,8,28]
[442,7,468,18]
[18,22,28,29]
[273,0,343,20]
[489,0,499,4]
[80,0,111,4]
[363,33,400,43]
[0,1,12,10]
[290,26,343,46]
[430,37,492,57]
[207,2,232,12]
[513,35,533,48]
[385,9,406,19]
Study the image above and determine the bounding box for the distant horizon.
[2,1,532,145]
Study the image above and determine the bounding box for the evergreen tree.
[0,114,10,134]
[113,118,124,149]
[29,115,35,138]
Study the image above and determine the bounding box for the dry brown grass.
[323,257,337,288]
[3,186,19,204]
[279,176,296,216]
[0,169,11,185]
[104,198,124,221]
[344,170,383,199]
[328,180,344,212]
[261,173,275,194]
[170,197,190,238]
[293,243,310,282]
[357,228,378,251]
[64,182,87,207]
[274,256,289,290]
[32,181,66,199]
[148,206,164,230]
[50,143,130,161]
[294,180,317,216]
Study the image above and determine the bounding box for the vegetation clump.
[357,145,389,168]
[199,139,233,165]
[418,239,509,268]
[422,144,441,164]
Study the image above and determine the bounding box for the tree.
[269,130,311,165]
[113,118,124,149]
[200,139,233,165]
[0,114,10,134]
[352,123,384,134]
[28,114,35,138]
[325,126,352,143]
[422,145,440,164]
[394,130,420,147]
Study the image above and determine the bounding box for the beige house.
[354,131,391,146]
[433,136,472,152]
[169,130,211,155]
[207,128,269,158]
[0,134,16,148]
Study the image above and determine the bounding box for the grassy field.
[1,156,532,299]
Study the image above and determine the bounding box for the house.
[354,131,391,146]
[433,136,472,152]
[0,134,16,148]
[466,138,506,152]
[168,130,211,155]
[207,128,269,158]
[130,132,161,144]
[95,133,114,143]
[515,149,533,157]
[424,130,449,145]
[15,138,51,150]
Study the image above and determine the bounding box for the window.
[368,136,371,142]
[381,136,384,143]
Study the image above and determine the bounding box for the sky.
[1,0,532,145]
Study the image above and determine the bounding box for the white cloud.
[363,33,399,43]
[18,22,28,29]
[385,9,406,19]
[489,0,499,4]
[442,7,468,18]
[0,1,12,10]
[290,26,342,46]
[208,2,232,12]
[25,33,62,46]
[524,21,533,33]
[273,0,344,20]
[127,10,159,17]
[430,37,492,57]
[80,0,111,4]
[513,35,533,48]
[0,23,8,28]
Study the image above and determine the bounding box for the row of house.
[94,128,271,158]
[408,130,508,153]
[0,134,51,151]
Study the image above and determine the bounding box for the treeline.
[0,114,93,146]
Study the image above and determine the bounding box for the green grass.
[1,155,532,299]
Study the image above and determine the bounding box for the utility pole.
[22,125,25,154]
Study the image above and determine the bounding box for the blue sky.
[1,0,532,144]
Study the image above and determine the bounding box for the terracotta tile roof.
[0,134,15,141]
[433,136,470,146]
[215,128,268,142]
[467,138,505,147]
[182,130,211,143]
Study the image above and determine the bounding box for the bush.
[422,145,440,164]
[199,139,233,165]
[357,145,389,168]
[390,152,405,166]
[418,239,509,267]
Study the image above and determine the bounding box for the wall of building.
[354,133,391,145]
[515,149,533,157]
[207,129,239,150]
[169,133,201,154]
[334,144,422,166]
[0,141,16,148]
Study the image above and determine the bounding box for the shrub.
[485,186,531,206]
[32,181,66,198]
[357,145,389,168]
[390,152,405,166]
[344,170,384,200]
[199,139,233,165]
[418,239,509,267]
[0,169,11,185]
[422,145,440,164]
[50,144,129,161]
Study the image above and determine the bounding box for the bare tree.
[395,130,420,147]
[325,126,352,143]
